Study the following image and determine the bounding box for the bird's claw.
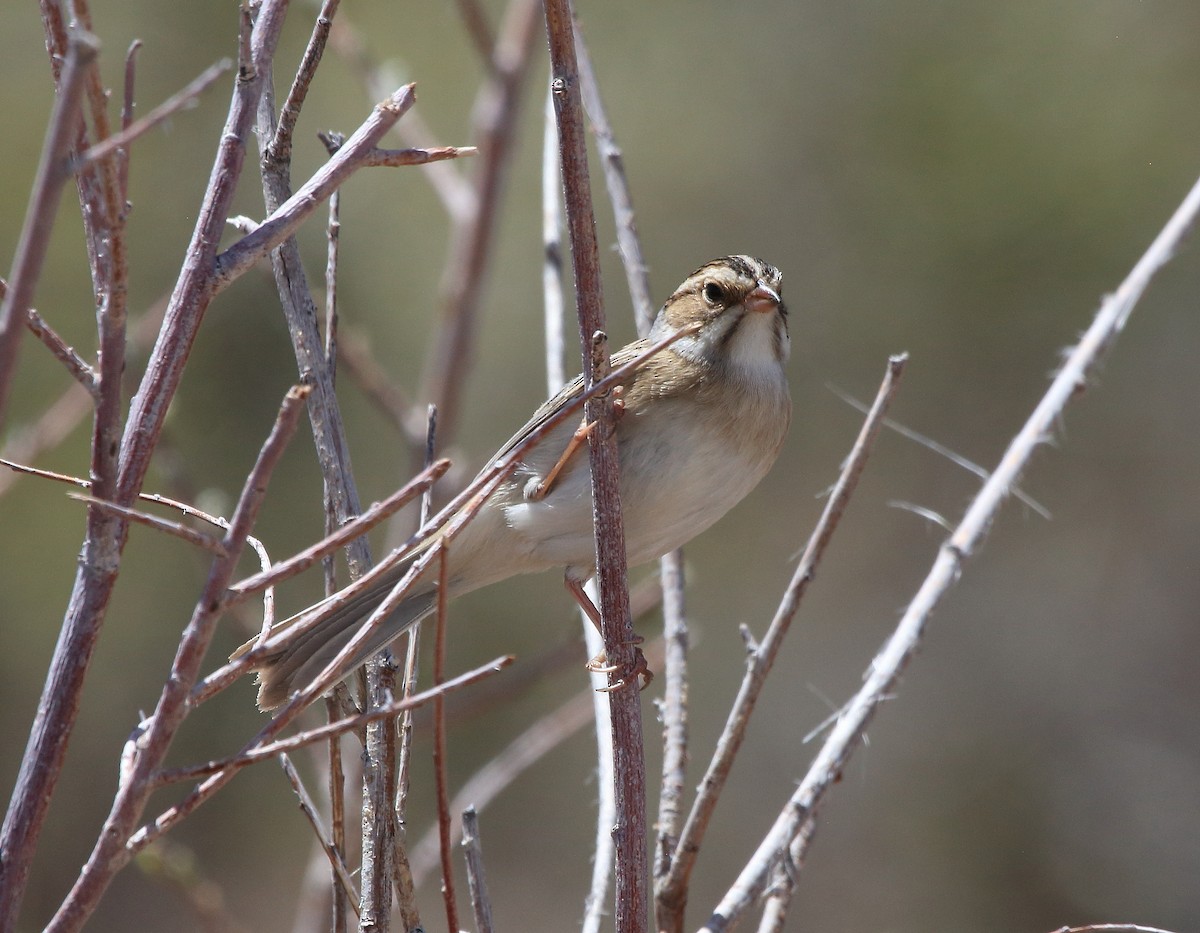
[586,641,653,692]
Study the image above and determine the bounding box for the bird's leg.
[565,575,652,692]
[527,417,593,502]
[527,387,626,503]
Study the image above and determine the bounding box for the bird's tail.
[233,564,438,711]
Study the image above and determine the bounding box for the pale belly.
[502,391,788,579]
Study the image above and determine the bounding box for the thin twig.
[358,145,477,167]
[0,30,99,427]
[224,459,450,602]
[431,548,461,933]
[325,694,350,933]
[703,173,1200,931]
[215,84,419,289]
[827,383,1050,519]
[653,547,688,881]
[153,658,513,792]
[268,0,342,164]
[460,807,495,933]
[659,356,905,932]
[22,306,99,395]
[119,39,141,204]
[544,4,647,931]
[76,59,233,167]
[396,407,439,823]
[67,493,227,556]
[279,754,361,915]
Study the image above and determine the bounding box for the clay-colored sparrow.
[242,255,790,710]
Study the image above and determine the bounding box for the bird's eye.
[702,281,726,306]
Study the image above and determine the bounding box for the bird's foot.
[586,637,653,692]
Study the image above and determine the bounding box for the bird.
[238,255,791,710]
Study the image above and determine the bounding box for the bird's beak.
[744,283,781,315]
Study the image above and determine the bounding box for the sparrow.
[239,255,791,710]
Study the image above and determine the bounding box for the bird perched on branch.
[237,255,791,710]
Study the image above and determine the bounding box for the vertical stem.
[543,2,647,931]
[0,30,98,427]
[432,548,461,933]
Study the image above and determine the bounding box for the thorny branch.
[702,174,1200,931]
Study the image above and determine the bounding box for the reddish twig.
[325,693,350,933]
[543,5,647,931]
[432,548,460,933]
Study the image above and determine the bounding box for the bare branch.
[269,0,342,164]
[67,493,228,556]
[23,306,99,395]
[461,807,495,933]
[704,173,1200,931]
[544,3,647,930]
[154,657,513,790]
[279,754,361,916]
[0,7,289,916]
[0,30,99,426]
[224,459,451,603]
[46,382,310,933]
[215,84,418,290]
[76,58,233,167]
[661,355,904,932]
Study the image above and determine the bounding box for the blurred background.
[2,0,1199,930]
